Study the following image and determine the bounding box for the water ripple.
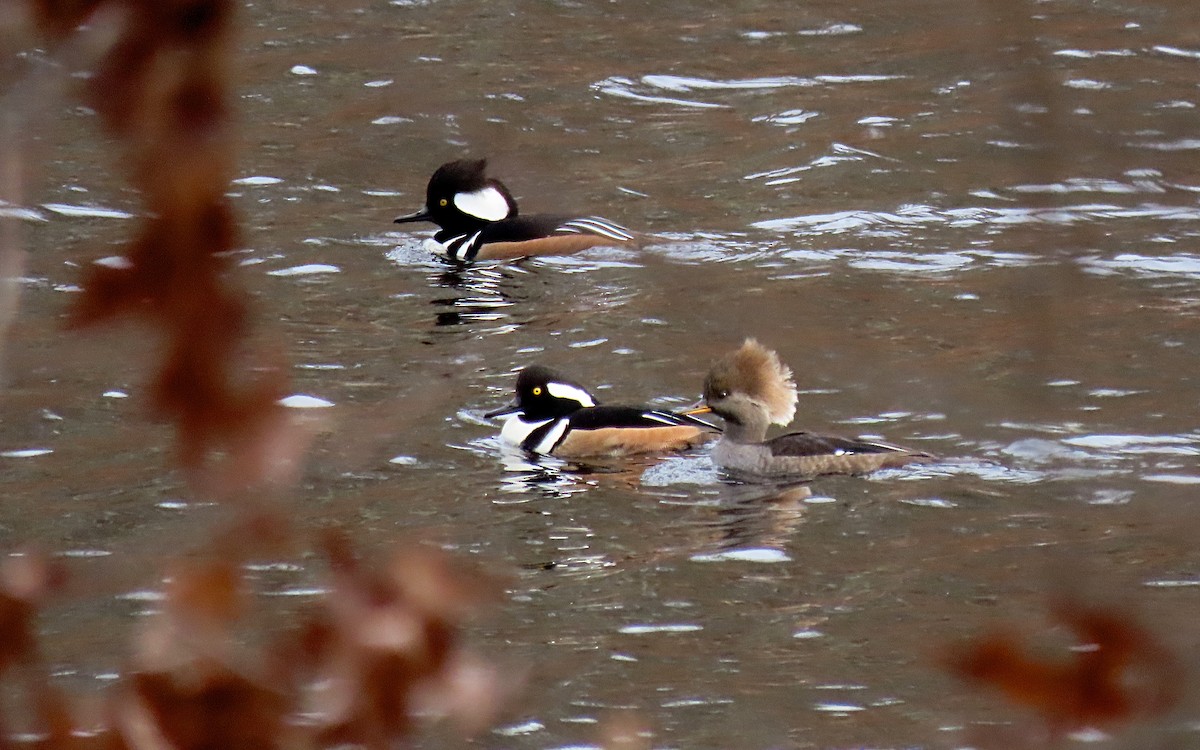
[752,109,820,126]
[745,143,896,184]
[1081,253,1200,278]
[1153,44,1200,60]
[1008,177,1161,194]
[1060,433,1199,455]
[754,202,1200,234]
[42,203,134,219]
[592,77,728,109]
[894,458,1045,485]
[1133,138,1200,151]
[0,201,47,221]
[1054,48,1136,59]
[796,23,862,37]
[594,72,902,109]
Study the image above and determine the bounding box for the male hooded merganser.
[393,159,635,263]
[485,364,718,458]
[689,339,934,479]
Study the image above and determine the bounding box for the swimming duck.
[486,364,717,458]
[689,339,934,478]
[394,159,635,263]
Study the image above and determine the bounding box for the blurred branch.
[0,107,24,380]
[0,9,114,379]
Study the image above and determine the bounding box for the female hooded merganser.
[393,159,635,263]
[689,340,934,479]
[485,365,718,458]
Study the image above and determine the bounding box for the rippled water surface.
[6,0,1200,747]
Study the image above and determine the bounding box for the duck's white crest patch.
[546,382,596,407]
[533,419,570,454]
[453,187,510,221]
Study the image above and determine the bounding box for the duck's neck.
[721,414,770,444]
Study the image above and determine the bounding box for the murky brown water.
[5,0,1200,747]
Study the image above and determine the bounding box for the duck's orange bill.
[683,405,712,416]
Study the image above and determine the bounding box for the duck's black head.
[394,159,518,234]
[485,364,598,421]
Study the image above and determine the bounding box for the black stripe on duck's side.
[566,406,716,432]
[499,407,718,458]
[517,418,568,454]
[489,364,717,457]
[539,406,717,457]
[471,215,632,243]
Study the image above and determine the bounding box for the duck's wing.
[765,431,928,458]
[567,405,719,432]
[550,216,635,243]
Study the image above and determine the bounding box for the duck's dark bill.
[484,401,520,419]
[394,209,432,224]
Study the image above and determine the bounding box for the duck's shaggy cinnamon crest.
[704,339,798,426]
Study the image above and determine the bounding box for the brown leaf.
[946,600,1181,733]
[118,669,287,750]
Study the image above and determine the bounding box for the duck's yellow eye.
[532,386,542,396]
[439,198,448,207]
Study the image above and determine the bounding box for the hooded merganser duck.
[485,364,718,458]
[689,339,934,479]
[393,159,636,263]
